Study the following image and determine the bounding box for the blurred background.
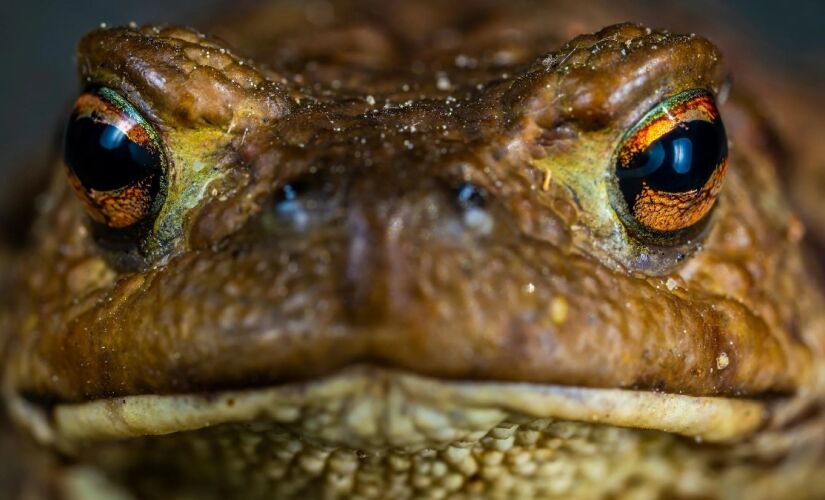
[0,0,822,197]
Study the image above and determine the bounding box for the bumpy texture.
[3,1,825,499]
[5,10,815,403]
[79,418,825,500]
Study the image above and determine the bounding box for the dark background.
[0,0,823,185]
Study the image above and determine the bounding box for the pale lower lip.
[8,365,766,452]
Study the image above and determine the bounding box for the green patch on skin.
[530,129,641,267]
[148,126,235,255]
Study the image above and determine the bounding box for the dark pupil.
[64,115,160,192]
[617,119,727,207]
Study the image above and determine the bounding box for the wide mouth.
[8,365,767,454]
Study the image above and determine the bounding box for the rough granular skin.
[6,16,813,404]
[82,418,825,500]
[3,0,825,498]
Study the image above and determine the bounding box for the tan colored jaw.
[9,366,765,452]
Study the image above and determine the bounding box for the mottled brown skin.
[3,0,825,498]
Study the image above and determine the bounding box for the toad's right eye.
[63,88,166,229]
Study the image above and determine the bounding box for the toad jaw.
[10,367,766,453]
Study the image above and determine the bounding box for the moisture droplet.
[716,352,730,370]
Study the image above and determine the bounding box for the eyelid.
[618,90,719,169]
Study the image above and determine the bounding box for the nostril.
[275,183,301,203]
[453,182,494,235]
[269,178,341,232]
[273,182,311,230]
[455,182,488,210]
[274,179,314,205]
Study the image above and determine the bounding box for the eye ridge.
[63,87,167,229]
[614,89,728,238]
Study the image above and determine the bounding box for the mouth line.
[9,365,768,452]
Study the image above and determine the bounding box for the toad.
[3,1,825,498]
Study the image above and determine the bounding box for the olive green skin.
[3,0,825,498]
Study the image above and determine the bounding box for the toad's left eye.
[614,89,728,237]
[63,88,166,229]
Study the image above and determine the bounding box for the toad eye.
[63,88,166,229]
[614,89,728,239]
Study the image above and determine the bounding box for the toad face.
[4,1,825,498]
